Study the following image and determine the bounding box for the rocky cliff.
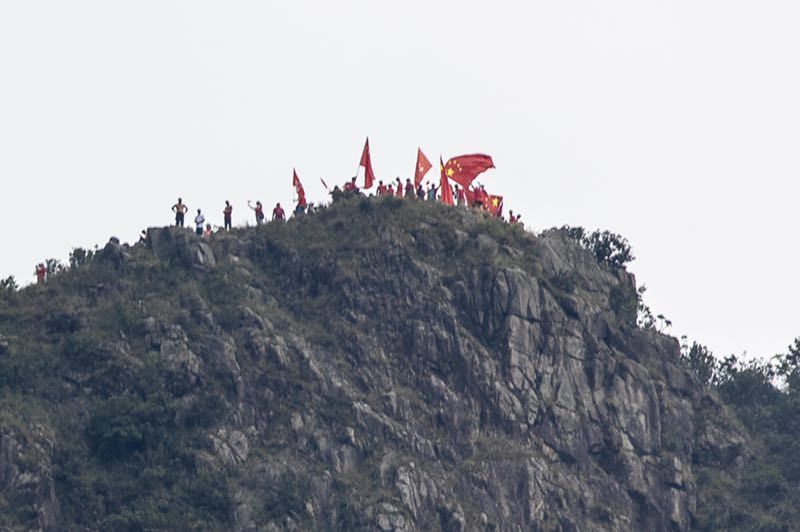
[0,197,747,531]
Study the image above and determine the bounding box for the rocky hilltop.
[0,197,748,531]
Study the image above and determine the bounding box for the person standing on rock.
[172,198,188,227]
[272,202,286,221]
[194,209,205,236]
[248,201,265,225]
[223,200,233,231]
[203,224,213,238]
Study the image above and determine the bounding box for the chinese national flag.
[439,157,454,206]
[293,169,306,207]
[414,148,432,186]
[485,194,504,218]
[360,137,376,189]
[442,154,495,188]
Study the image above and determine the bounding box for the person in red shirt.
[404,179,415,198]
[473,185,487,209]
[395,177,403,198]
[223,200,233,230]
[343,177,358,194]
[272,203,286,221]
[377,181,387,196]
[387,184,394,197]
[248,200,265,225]
[35,263,46,285]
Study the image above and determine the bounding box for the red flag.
[463,187,475,206]
[484,194,504,218]
[414,148,432,187]
[293,169,306,207]
[442,154,495,188]
[439,157,454,206]
[360,137,376,189]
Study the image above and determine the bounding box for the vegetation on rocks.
[0,196,794,530]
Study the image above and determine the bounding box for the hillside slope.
[0,197,748,531]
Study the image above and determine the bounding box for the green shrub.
[86,393,176,462]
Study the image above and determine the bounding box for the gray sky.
[2,1,798,360]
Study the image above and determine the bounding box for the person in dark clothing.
[223,200,233,230]
[172,198,188,227]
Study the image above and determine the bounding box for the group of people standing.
[170,197,290,235]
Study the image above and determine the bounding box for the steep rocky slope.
[0,197,747,530]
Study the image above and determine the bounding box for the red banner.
[442,154,495,188]
[360,138,376,189]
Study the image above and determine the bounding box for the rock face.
[0,420,60,531]
[0,200,747,530]
[147,226,216,268]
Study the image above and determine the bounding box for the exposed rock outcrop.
[0,199,749,530]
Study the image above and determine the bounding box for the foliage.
[69,247,95,269]
[86,392,177,462]
[635,285,670,331]
[544,225,635,268]
[45,258,65,276]
[0,276,17,293]
[679,339,716,386]
[581,230,635,268]
[687,337,800,530]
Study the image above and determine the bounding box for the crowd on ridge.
[162,175,522,238]
[33,141,526,284]
[33,175,522,285]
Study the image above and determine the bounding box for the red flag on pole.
[414,148,432,187]
[484,194,504,218]
[293,169,306,207]
[439,157,454,206]
[442,154,495,188]
[360,138,376,189]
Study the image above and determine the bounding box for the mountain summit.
[0,197,748,530]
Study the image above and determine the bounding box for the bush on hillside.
[543,225,635,268]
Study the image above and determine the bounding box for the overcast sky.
[1,1,798,360]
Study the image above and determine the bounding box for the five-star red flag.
[293,168,306,207]
[439,157,454,206]
[484,194,504,218]
[442,154,495,188]
[414,148,432,187]
[360,138,376,189]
